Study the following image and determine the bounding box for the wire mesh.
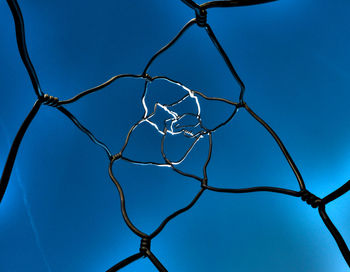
[1,0,350,271]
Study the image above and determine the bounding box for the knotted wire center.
[300,190,321,208]
[39,94,59,107]
[195,8,207,27]
[140,238,151,253]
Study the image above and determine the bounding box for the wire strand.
[2,0,349,271]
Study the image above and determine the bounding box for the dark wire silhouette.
[1,0,350,271]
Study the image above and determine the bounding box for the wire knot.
[237,101,246,108]
[111,153,122,161]
[300,190,321,208]
[40,94,59,107]
[140,238,151,253]
[195,8,207,27]
[142,73,153,82]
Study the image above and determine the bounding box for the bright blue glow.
[0,0,349,271]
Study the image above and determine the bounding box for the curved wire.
[57,107,113,159]
[58,74,146,106]
[201,0,278,10]
[180,0,200,10]
[319,205,350,267]
[142,19,197,75]
[106,252,144,272]
[150,187,205,239]
[0,100,42,202]
[243,103,306,191]
[181,0,277,11]
[6,0,42,97]
[108,157,148,238]
[204,184,300,197]
[3,0,350,271]
[204,24,246,102]
[322,180,350,205]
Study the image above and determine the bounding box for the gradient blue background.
[1,0,350,271]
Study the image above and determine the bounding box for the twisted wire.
[1,0,349,271]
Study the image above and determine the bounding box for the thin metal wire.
[5,0,42,97]
[1,0,349,271]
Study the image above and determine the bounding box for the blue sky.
[0,0,349,271]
